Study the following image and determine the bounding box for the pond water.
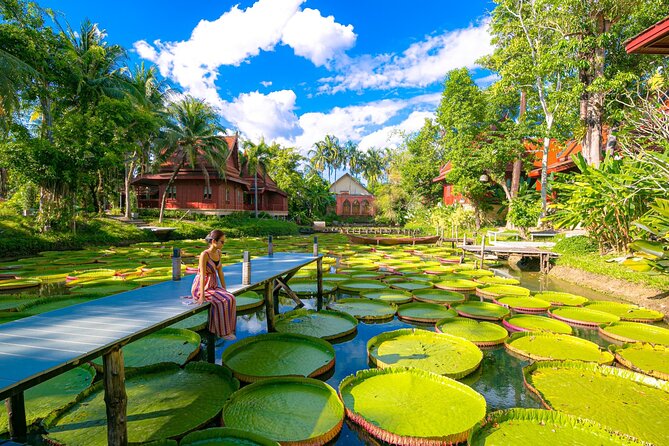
[218,266,621,446]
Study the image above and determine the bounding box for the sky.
[40,0,496,154]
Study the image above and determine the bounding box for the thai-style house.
[131,135,288,217]
[329,174,375,217]
[625,16,669,54]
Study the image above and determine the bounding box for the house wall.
[335,194,375,216]
[329,176,373,196]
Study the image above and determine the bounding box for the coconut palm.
[346,141,366,179]
[156,96,228,223]
[312,135,341,182]
[362,147,388,187]
[240,138,274,218]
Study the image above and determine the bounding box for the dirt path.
[549,266,669,321]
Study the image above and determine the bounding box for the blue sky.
[41,0,496,153]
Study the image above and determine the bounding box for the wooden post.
[205,330,216,363]
[104,348,127,446]
[268,235,273,256]
[316,257,324,311]
[479,235,485,270]
[313,236,318,257]
[242,251,250,285]
[264,281,275,332]
[172,247,181,281]
[6,392,27,442]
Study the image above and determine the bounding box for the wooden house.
[131,135,288,217]
[626,16,669,54]
[328,174,375,216]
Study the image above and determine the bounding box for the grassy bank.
[147,216,299,240]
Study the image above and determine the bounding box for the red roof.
[432,161,452,182]
[626,15,669,54]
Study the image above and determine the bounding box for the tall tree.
[155,96,228,223]
[240,138,273,218]
[312,134,341,182]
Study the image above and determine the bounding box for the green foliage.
[146,215,299,240]
[552,236,599,255]
[507,187,541,235]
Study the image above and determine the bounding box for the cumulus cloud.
[319,19,493,93]
[133,0,355,104]
[221,90,301,141]
[260,80,273,87]
[358,110,435,151]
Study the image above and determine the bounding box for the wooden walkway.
[460,244,558,273]
[0,251,322,444]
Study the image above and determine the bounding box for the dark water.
[214,282,615,446]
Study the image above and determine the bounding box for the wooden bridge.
[460,243,559,273]
[0,250,323,445]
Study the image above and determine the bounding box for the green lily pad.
[503,315,573,334]
[322,273,350,283]
[611,343,669,380]
[44,362,240,445]
[274,309,358,340]
[180,427,280,446]
[523,360,669,446]
[534,291,588,307]
[396,302,457,323]
[349,271,385,280]
[585,301,664,323]
[223,377,344,445]
[69,279,140,296]
[412,289,465,305]
[91,328,200,371]
[477,285,531,300]
[436,318,508,347]
[475,275,521,286]
[170,312,209,331]
[0,366,95,434]
[434,278,480,292]
[494,296,551,314]
[0,278,41,290]
[340,367,486,444]
[506,332,613,364]
[221,333,335,382]
[367,328,482,378]
[237,290,264,311]
[283,279,337,296]
[469,408,648,446]
[389,281,433,292]
[549,307,620,327]
[453,301,510,321]
[599,321,669,345]
[360,289,413,304]
[338,279,389,293]
[21,296,99,315]
[327,298,397,321]
[456,269,495,278]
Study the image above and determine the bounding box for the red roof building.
[432,162,466,205]
[328,174,375,217]
[132,135,288,216]
[626,16,669,54]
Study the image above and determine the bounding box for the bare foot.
[222,334,237,340]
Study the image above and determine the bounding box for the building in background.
[329,173,375,217]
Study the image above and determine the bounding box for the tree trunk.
[96,170,104,215]
[0,168,7,199]
[124,155,136,220]
[540,134,551,219]
[158,158,185,223]
[90,181,99,214]
[510,91,527,199]
[254,173,259,218]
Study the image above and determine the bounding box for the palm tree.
[362,147,387,187]
[156,96,228,223]
[346,141,366,179]
[312,135,341,182]
[240,138,273,218]
[308,142,328,177]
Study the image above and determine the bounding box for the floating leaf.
[327,298,397,321]
[503,314,572,334]
[599,321,669,345]
[396,302,457,323]
[274,309,358,340]
[436,318,508,347]
[505,332,613,364]
[453,301,510,321]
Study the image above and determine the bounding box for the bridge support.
[104,348,127,446]
[6,392,26,443]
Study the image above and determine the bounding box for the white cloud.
[319,19,493,93]
[260,80,273,87]
[475,73,500,88]
[221,90,301,141]
[133,0,355,105]
[281,8,356,67]
[358,110,434,151]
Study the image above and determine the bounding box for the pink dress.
[190,255,236,337]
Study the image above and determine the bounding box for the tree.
[240,138,273,218]
[155,96,228,223]
[362,147,388,188]
[311,134,341,182]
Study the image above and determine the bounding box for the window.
[237,189,242,203]
[362,200,370,215]
[342,200,351,215]
[225,187,230,202]
[352,200,360,215]
[203,185,212,200]
[166,185,177,199]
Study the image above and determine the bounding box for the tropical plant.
[240,138,274,218]
[155,96,228,223]
[507,182,541,238]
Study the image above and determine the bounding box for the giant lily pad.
[534,291,588,307]
[338,279,389,293]
[367,328,482,378]
[585,301,664,323]
[469,408,648,446]
[494,296,551,314]
[237,290,264,311]
[434,278,479,292]
[327,298,397,321]
[180,428,280,446]
[0,365,95,434]
[475,276,520,286]
[599,321,669,345]
[412,289,465,305]
[44,362,239,445]
[170,312,208,331]
[549,307,620,327]
[456,269,495,279]
[285,279,337,296]
[506,332,613,364]
[476,285,531,300]
[221,333,335,382]
[360,289,413,304]
[503,315,572,334]
[436,318,508,347]
[0,278,41,290]
[69,279,140,296]
[92,328,200,371]
[274,309,358,340]
[523,360,669,446]
[611,343,669,380]
[453,301,510,321]
[223,377,343,445]
[340,367,486,445]
[389,280,433,292]
[396,302,457,323]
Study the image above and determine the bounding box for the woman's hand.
[195,298,204,305]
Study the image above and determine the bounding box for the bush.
[148,216,300,240]
[552,235,599,255]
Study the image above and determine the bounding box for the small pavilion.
[329,173,375,217]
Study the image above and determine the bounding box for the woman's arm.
[216,250,226,288]
[197,252,207,304]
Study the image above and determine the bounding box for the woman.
[190,229,236,339]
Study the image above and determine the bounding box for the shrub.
[552,235,599,255]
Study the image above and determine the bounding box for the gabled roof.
[626,16,669,54]
[328,173,373,196]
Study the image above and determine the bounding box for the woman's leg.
[205,289,236,337]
